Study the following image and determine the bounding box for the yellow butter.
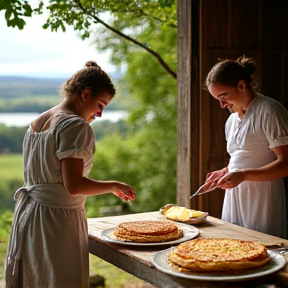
[165,206,205,220]
[189,210,205,218]
[166,206,189,221]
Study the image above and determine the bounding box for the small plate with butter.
[159,204,208,225]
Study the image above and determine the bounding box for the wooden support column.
[177,0,200,208]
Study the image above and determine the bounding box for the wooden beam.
[177,0,192,207]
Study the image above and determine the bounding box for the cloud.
[0,11,114,78]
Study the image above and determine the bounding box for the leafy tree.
[2,0,178,214]
[86,8,178,214]
[1,0,177,78]
[45,0,176,78]
[0,0,42,29]
[91,120,130,141]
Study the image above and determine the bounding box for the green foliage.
[90,119,130,141]
[1,0,178,214]
[84,0,178,214]
[0,209,13,278]
[42,0,177,77]
[0,176,23,210]
[0,119,129,154]
[0,0,43,29]
[1,1,177,75]
[85,133,136,216]
[0,154,23,210]
[44,0,176,39]
[87,42,178,214]
[89,255,145,288]
[0,125,27,153]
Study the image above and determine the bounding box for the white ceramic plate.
[101,223,200,246]
[152,249,286,281]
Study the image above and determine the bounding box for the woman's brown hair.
[60,61,116,98]
[204,55,258,91]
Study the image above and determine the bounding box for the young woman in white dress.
[5,61,136,288]
[202,55,288,239]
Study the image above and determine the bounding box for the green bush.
[0,209,13,279]
[0,177,23,211]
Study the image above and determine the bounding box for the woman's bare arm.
[217,144,288,189]
[61,158,135,201]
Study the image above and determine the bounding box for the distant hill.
[0,73,126,113]
[0,76,66,99]
[0,72,123,99]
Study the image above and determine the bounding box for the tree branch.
[75,1,177,79]
[137,10,177,28]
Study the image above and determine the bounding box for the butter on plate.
[160,204,208,224]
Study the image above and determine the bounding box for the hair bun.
[236,55,256,76]
[85,61,101,68]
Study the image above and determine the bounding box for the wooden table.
[88,212,288,288]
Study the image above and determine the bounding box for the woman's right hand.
[112,182,136,202]
[197,167,228,194]
[205,167,228,183]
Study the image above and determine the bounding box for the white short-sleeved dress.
[222,94,288,239]
[5,115,95,288]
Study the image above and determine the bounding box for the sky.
[0,10,114,78]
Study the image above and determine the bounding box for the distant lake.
[0,111,128,127]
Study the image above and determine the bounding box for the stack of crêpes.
[113,220,183,243]
[113,208,270,274]
[168,238,270,273]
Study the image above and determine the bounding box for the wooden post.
[177,0,201,208]
[177,0,192,207]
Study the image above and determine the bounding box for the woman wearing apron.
[5,61,136,287]
[203,55,288,239]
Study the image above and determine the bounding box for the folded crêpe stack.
[168,238,270,272]
[113,220,183,243]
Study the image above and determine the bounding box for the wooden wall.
[177,0,288,218]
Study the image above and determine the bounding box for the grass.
[0,154,23,180]
[89,255,145,287]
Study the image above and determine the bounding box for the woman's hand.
[197,167,228,194]
[217,170,245,189]
[198,167,245,193]
[112,182,136,202]
[206,167,228,182]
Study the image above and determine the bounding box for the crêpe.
[168,238,270,272]
[113,220,183,243]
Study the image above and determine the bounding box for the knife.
[189,181,218,199]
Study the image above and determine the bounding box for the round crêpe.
[113,220,183,243]
[168,238,270,272]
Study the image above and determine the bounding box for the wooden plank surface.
[88,212,288,288]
